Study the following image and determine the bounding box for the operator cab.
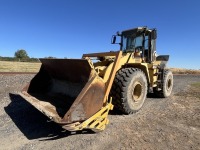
[112,27,157,63]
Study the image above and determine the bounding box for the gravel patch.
[0,74,199,150]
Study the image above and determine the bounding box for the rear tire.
[110,68,147,114]
[154,70,173,98]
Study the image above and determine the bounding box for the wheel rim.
[132,81,142,102]
[167,78,172,91]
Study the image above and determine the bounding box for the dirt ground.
[0,74,200,150]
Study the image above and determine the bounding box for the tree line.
[0,49,58,62]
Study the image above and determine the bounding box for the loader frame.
[83,51,122,104]
[62,51,122,131]
[19,26,172,133]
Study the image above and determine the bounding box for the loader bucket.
[20,59,106,127]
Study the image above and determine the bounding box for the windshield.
[122,35,143,51]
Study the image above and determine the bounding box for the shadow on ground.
[4,93,94,140]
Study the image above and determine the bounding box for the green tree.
[14,49,29,59]
[45,56,56,59]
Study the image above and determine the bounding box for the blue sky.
[0,0,199,69]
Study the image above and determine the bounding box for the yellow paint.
[63,99,114,132]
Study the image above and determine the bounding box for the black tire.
[154,70,173,98]
[110,68,147,114]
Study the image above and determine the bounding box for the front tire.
[110,68,147,114]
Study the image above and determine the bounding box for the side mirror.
[151,29,157,39]
[111,35,116,44]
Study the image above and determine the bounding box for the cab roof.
[121,26,152,36]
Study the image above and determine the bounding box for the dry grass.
[191,82,200,88]
[0,61,200,74]
[170,68,200,75]
[0,61,41,72]
[189,82,200,99]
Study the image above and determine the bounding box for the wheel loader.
[20,26,173,132]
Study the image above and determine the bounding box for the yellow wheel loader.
[20,26,173,132]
